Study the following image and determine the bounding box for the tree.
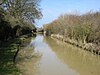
[0,0,42,42]
[0,0,42,25]
[44,11,100,45]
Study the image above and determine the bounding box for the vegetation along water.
[0,0,100,75]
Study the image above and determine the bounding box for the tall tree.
[0,0,42,24]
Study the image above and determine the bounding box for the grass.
[0,39,22,75]
[0,35,36,75]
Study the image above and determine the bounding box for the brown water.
[16,34,100,75]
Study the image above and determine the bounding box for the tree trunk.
[13,45,20,64]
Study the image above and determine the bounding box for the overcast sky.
[36,0,100,27]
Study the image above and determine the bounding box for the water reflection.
[16,35,100,75]
[44,37,100,75]
[16,37,41,75]
[32,35,79,75]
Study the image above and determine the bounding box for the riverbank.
[0,34,35,75]
[51,34,100,55]
[0,39,22,75]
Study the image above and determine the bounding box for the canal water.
[16,34,100,75]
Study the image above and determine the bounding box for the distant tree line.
[0,0,42,44]
[44,11,100,45]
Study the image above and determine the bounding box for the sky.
[36,0,100,27]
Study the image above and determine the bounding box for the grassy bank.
[51,34,100,55]
[0,39,21,75]
[0,35,34,75]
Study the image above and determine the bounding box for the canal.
[16,34,100,75]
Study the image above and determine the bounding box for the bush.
[44,11,100,44]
